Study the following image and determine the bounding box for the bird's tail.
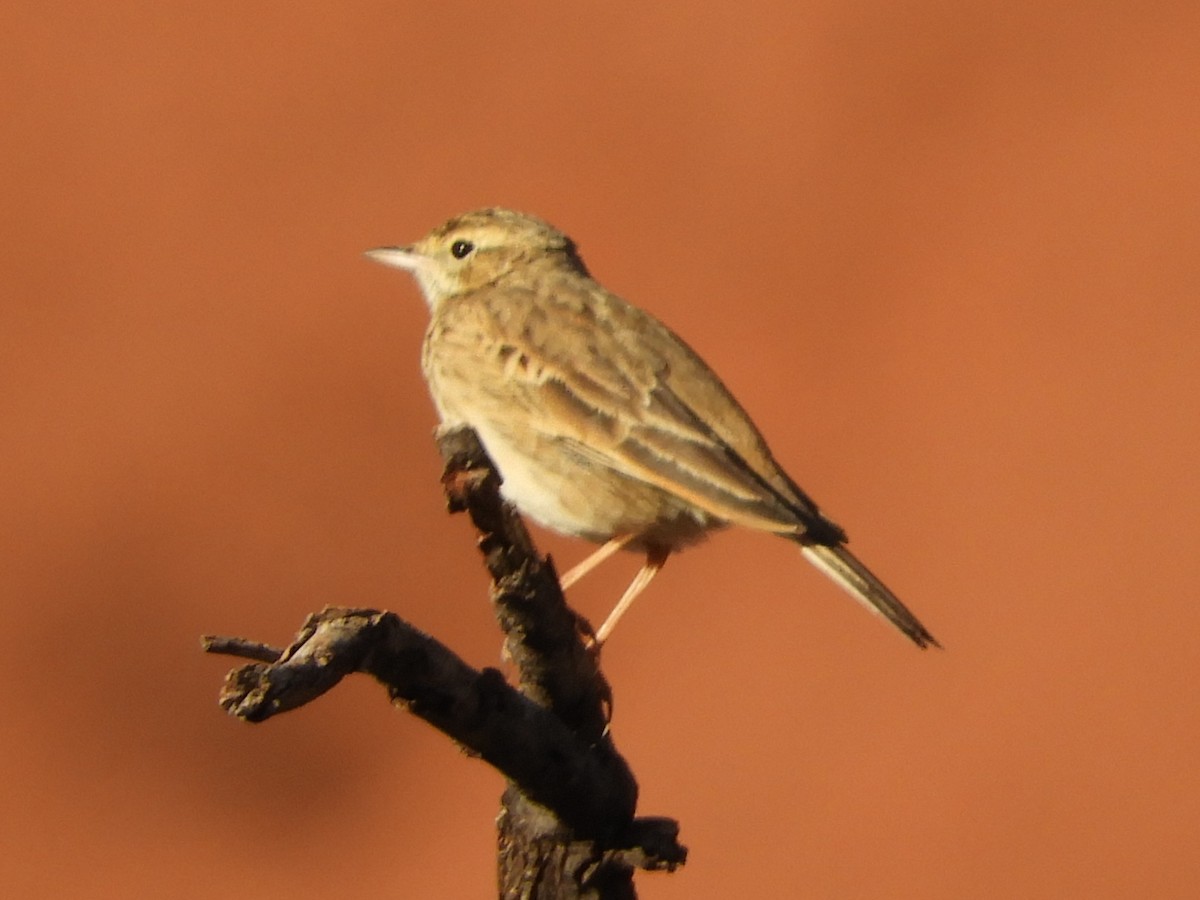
[800,543,939,649]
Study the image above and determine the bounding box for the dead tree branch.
[204,426,685,898]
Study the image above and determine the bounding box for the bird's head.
[366,207,590,308]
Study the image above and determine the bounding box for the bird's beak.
[364,245,429,272]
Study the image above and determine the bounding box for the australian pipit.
[367,208,937,649]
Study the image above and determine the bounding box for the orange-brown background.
[3,3,1197,897]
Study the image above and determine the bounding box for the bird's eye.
[450,239,475,259]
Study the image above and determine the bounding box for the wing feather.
[423,279,843,541]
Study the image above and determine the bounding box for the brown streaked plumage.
[367,208,938,648]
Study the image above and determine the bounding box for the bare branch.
[200,634,282,663]
[436,425,614,735]
[205,427,686,896]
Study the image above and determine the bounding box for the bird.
[366,208,938,649]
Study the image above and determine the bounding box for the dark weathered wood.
[204,426,686,898]
[436,426,613,734]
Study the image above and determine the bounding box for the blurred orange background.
[3,3,1198,897]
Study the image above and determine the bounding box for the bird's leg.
[559,534,636,590]
[595,546,670,645]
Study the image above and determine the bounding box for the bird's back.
[423,269,846,547]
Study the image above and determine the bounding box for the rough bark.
[204,426,685,898]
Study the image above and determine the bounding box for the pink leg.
[559,534,636,590]
[595,546,670,644]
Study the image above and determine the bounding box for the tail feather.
[800,543,939,649]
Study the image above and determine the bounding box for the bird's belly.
[471,421,716,550]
